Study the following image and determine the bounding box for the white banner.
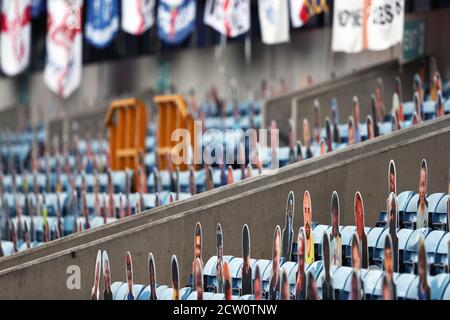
[44,0,83,98]
[332,0,405,53]
[204,0,250,38]
[122,0,155,35]
[258,0,289,45]
[0,0,31,76]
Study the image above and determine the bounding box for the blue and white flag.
[31,0,45,18]
[157,0,196,45]
[85,0,119,48]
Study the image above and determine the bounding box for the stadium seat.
[432,195,449,230]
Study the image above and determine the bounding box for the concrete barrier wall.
[0,115,449,299]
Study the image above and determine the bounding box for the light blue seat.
[312,224,329,260]
[430,273,450,300]
[111,282,124,300]
[403,101,415,119]
[340,226,357,267]
[367,227,386,263]
[331,266,353,300]
[363,269,384,300]
[433,232,450,274]
[423,100,436,119]
[425,230,447,274]
[403,228,432,273]
[403,194,420,229]
[378,122,392,136]
[432,195,449,230]
[396,273,417,299]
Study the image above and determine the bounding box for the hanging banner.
[44,0,83,98]
[258,0,289,45]
[0,0,31,76]
[122,0,155,35]
[157,0,196,45]
[332,0,405,53]
[204,0,250,38]
[289,0,328,28]
[85,0,120,48]
[31,0,45,18]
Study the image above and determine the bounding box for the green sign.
[403,20,426,63]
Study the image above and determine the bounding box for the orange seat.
[154,95,195,171]
[105,98,147,192]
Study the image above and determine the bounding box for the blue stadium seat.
[403,228,432,273]
[372,273,402,299]
[423,100,437,120]
[403,194,420,229]
[432,195,449,230]
[313,224,329,261]
[363,269,384,300]
[395,273,417,300]
[330,266,352,300]
[340,226,357,266]
[111,282,124,300]
[425,230,447,274]
[367,227,386,263]
[433,232,449,274]
[430,273,450,300]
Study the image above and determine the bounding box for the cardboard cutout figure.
[354,192,369,268]
[282,191,295,261]
[148,252,157,300]
[320,139,327,155]
[387,192,399,272]
[313,100,321,144]
[414,91,422,123]
[194,257,204,300]
[351,233,365,299]
[280,269,290,300]
[412,112,419,126]
[102,251,113,300]
[216,223,224,293]
[366,115,375,140]
[381,274,395,300]
[91,250,101,300]
[416,159,429,229]
[388,160,397,196]
[303,119,311,149]
[394,76,404,120]
[193,222,203,275]
[171,255,180,300]
[376,78,385,122]
[436,91,444,118]
[417,237,431,300]
[306,270,318,300]
[254,265,262,300]
[295,227,306,300]
[348,116,355,146]
[383,234,397,299]
[350,271,362,300]
[126,252,134,300]
[322,232,335,300]
[331,98,341,143]
[268,226,281,300]
[296,141,303,162]
[241,224,252,295]
[353,96,361,143]
[303,191,315,264]
[370,94,380,137]
[330,191,342,266]
[325,118,333,152]
[223,262,232,300]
